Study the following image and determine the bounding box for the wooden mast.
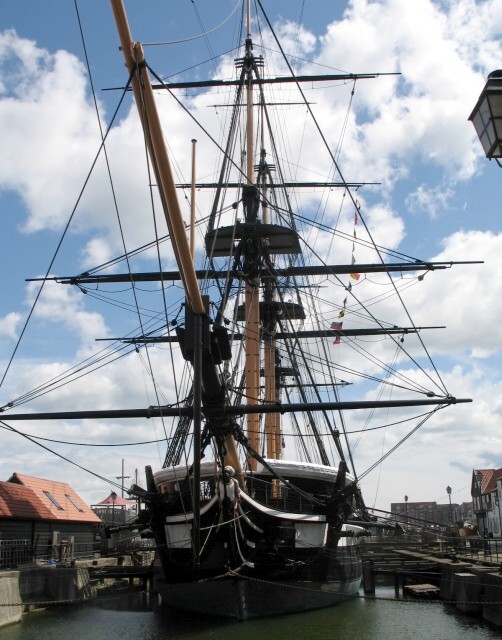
[260,113,279,461]
[109,0,243,491]
[190,139,197,258]
[110,0,204,315]
[243,0,261,470]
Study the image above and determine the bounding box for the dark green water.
[0,588,499,640]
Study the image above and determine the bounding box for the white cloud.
[26,279,110,356]
[1,1,501,509]
[0,29,104,232]
[405,183,455,219]
[314,0,501,184]
[358,362,502,508]
[0,312,21,340]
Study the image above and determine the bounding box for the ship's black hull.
[149,461,364,619]
[154,569,361,620]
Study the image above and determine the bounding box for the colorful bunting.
[331,206,362,344]
[330,321,343,345]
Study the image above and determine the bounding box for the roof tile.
[0,482,53,520]
[6,473,101,524]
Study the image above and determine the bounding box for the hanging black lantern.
[469,70,502,162]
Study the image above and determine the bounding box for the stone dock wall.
[445,564,502,627]
[0,571,23,628]
[0,565,95,629]
[0,553,154,629]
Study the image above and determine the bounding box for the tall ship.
[2,0,472,620]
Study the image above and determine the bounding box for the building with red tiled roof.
[8,473,100,524]
[0,482,54,521]
[472,468,502,538]
[0,474,102,565]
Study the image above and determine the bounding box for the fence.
[0,534,157,569]
[0,538,99,570]
[441,535,502,560]
[113,532,156,552]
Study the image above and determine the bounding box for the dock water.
[1,545,501,631]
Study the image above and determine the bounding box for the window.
[65,494,84,512]
[43,490,64,510]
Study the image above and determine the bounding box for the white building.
[472,468,502,538]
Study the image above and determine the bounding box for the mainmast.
[260,123,280,461]
[241,1,289,468]
[243,1,261,470]
[197,1,319,469]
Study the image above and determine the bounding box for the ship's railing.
[162,473,333,516]
[245,475,322,514]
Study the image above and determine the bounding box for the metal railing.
[0,532,157,569]
[113,532,156,552]
[440,535,502,560]
[0,539,99,570]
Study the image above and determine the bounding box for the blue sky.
[0,0,501,511]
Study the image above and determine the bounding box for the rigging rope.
[0,78,132,395]
[359,407,442,480]
[0,420,123,492]
[255,0,450,398]
[142,0,243,46]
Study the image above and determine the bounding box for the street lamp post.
[446,486,453,525]
[469,70,502,166]
[495,487,502,540]
[475,472,486,538]
[111,490,117,528]
[404,495,408,525]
